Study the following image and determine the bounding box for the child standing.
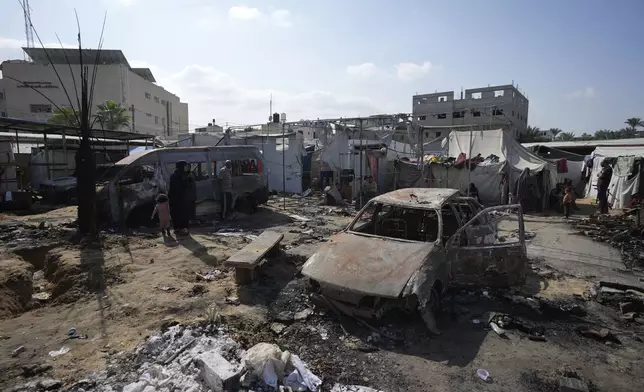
[563,185,573,218]
[151,193,171,235]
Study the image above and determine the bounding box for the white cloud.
[228,5,262,21]
[395,61,435,81]
[0,36,77,50]
[0,37,24,49]
[565,87,595,99]
[271,10,292,28]
[142,63,383,128]
[346,63,378,79]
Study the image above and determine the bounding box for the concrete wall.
[412,85,529,139]
[0,61,188,138]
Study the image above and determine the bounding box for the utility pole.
[130,104,136,133]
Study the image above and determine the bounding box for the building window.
[438,96,448,102]
[471,92,482,99]
[145,92,151,99]
[0,112,6,117]
[418,115,427,121]
[512,110,515,117]
[313,131,317,138]
[0,92,5,100]
[161,99,166,105]
[154,116,159,124]
[30,104,52,113]
[494,90,504,97]
[154,96,159,103]
[437,113,447,119]
[452,111,464,119]
[436,132,442,137]
[425,131,429,138]
[493,108,503,116]
[472,110,481,117]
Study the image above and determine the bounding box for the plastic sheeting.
[608,173,640,210]
[446,129,550,173]
[593,146,644,158]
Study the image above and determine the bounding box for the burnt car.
[301,188,527,333]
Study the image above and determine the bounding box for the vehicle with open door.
[301,188,527,334]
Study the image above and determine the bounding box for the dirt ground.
[1,196,644,392]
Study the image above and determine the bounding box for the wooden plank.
[226,231,283,268]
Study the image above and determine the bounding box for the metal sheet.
[301,233,434,298]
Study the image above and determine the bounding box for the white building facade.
[0,48,188,137]
[412,84,529,140]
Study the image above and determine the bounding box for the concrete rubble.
[572,214,644,269]
[20,324,329,392]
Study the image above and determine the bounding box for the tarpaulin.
[446,129,550,173]
[593,146,644,158]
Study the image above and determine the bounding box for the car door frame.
[445,204,527,288]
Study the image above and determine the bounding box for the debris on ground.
[52,324,326,392]
[572,214,644,269]
[576,326,621,344]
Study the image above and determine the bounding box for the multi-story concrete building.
[0,48,188,137]
[412,84,528,140]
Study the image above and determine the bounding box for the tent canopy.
[593,145,644,158]
[445,129,550,172]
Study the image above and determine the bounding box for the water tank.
[273,113,280,123]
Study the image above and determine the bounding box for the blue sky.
[1,0,642,133]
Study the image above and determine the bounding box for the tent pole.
[467,125,472,196]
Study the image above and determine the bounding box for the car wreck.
[301,188,528,333]
[95,146,269,227]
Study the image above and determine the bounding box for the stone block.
[195,351,241,392]
[559,377,589,392]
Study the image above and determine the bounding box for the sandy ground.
[0,197,643,392]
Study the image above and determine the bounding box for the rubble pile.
[595,281,644,325]
[572,214,644,269]
[42,324,314,392]
[11,323,377,392]
[0,221,73,253]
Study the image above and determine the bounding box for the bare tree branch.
[55,32,81,112]
[18,0,81,127]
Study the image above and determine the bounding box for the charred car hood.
[301,232,435,298]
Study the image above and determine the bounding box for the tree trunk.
[76,69,97,237]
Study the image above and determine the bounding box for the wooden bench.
[225,231,284,284]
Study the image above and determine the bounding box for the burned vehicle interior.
[349,197,490,245]
[350,202,441,242]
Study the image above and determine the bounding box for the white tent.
[397,129,556,205]
[443,129,557,205]
[445,129,551,172]
[588,146,644,209]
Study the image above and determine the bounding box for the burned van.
[96,146,268,227]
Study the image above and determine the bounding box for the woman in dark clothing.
[169,161,190,233]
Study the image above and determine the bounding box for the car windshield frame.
[347,200,443,243]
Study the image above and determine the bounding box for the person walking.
[151,193,171,236]
[169,161,190,234]
[219,160,233,220]
[597,160,613,214]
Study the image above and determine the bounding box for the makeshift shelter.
[586,147,644,209]
[397,129,557,207]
